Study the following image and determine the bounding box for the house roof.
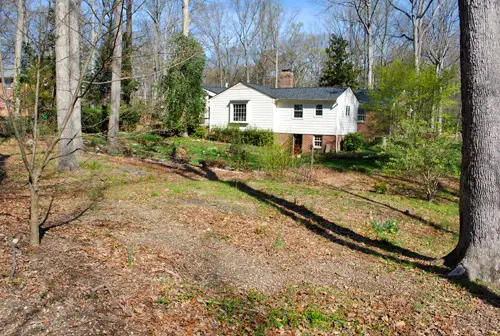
[353,89,370,104]
[244,82,348,101]
[204,86,226,94]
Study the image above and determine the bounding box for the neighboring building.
[207,70,359,154]
[0,66,14,117]
[203,86,225,127]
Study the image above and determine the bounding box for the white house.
[206,70,359,153]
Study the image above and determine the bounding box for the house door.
[293,134,302,155]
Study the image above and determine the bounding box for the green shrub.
[208,126,274,147]
[374,182,389,194]
[261,142,295,177]
[0,116,33,137]
[229,142,251,169]
[120,101,143,132]
[342,132,364,152]
[82,106,107,134]
[191,126,207,139]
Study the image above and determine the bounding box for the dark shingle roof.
[353,89,370,104]
[244,82,348,101]
[204,86,226,94]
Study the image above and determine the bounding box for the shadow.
[331,187,456,235]
[0,153,10,183]
[175,163,500,308]
[39,202,95,241]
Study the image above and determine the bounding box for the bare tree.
[444,0,500,284]
[231,0,263,83]
[0,2,107,246]
[389,0,443,69]
[108,0,123,148]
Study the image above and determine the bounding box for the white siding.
[273,100,338,135]
[336,88,359,135]
[209,83,274,130]
[208,83,359,135]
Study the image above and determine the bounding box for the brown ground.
[0,143,498,335]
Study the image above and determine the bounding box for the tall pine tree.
[319,34,358,87]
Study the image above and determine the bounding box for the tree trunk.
[55,0,79,170]
[413,22,420,70]
[69,0,83,152]
[123,0,133,104]
[182,0,189,37]
[108,0,123,148]
[13,0,25,116]
[29,180,40,246]
[367,24,373,88]
[444,0,500,284]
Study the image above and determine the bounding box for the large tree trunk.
[444,0,500,284]
[13,0,25,116]
[69,0,83,152]
[108,0,123,148]
[55,0,79,171]
[182,0,189,37]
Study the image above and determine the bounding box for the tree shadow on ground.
[175,163,500,308]
[0,153,10,183]
[327,187,456,235]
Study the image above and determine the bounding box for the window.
[233,103,247,122]
[294,104,303,118]
[346,105,351,116]
[357,109,366,122]
[313,135,323,149]
[315,104,323,116]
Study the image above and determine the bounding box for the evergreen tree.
[161,34,206,135]
[319,34,358,87]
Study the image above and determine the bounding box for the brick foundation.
[275,133,343,153]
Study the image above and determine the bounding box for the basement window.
[313,135,323,149]
[357,109,366,122]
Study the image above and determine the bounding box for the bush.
[383,120,461,201]
[120,101,143,132]
[229,142,251,169]
[0,116,32,137]
[261,142,295,177]
[82,107,106,134]
[191,126,207,139]
[342,132,364,152]
[208,126,274,147]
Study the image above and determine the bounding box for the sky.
[281,0,326,32]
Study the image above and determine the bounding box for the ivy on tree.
[161,34,206,135]
[319,34,358,87]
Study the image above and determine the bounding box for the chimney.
[280,69,294,88]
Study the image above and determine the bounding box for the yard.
[0,138,498,335]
